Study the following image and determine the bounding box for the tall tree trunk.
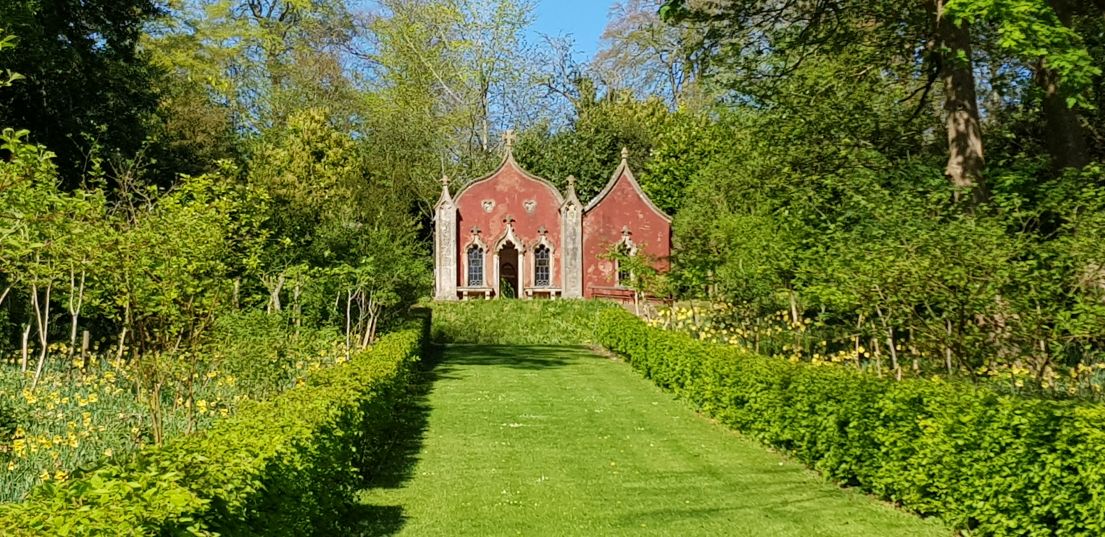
[267,273,285,314]
[344,290,353,359]
[117,302,131,361]
[21,323,31,373]
[68,268,86,358]
[935,0,987,207]
[1038,0,1089,171]
[31,284,52,390]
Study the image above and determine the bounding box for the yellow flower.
[103,448,114,458]
[6,462,15,471]
[54,470,68,482]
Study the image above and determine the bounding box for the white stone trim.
[492,225,525,298]
[433,182,458,300]
[560,177,584,299]
[528,233,556,290]
[461,234,489,288]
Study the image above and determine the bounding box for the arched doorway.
[498,243,519,298]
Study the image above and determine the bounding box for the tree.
[659,0,1098,208]
[0,0,164,186]
[594,0,709,108]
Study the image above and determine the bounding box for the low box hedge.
[0,316,427,536]
[595,307,1105,536]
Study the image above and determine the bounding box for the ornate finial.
[471,226,481,236]
[621,225,632,238]
[621,147,629,161]
[502,129,517,150]
[441,174,450,187]
[503,215,516,226]
[537,225,548,236]
[567,175,576,188]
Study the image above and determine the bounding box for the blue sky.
[528,0,616,59]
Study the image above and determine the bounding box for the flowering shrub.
[0,315,426,535]
[598,307,1105,536]
[0,314,346,503]
[651,304,1105,397]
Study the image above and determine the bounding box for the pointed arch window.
[615,242,632,287]
[534,245,551,287]
[467,245,484,286]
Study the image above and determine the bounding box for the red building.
[434,138,671,300]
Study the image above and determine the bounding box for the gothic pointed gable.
[434,136,672,301]
[580,148,672,299]
[583,148,671,223]
[452,148,565,208]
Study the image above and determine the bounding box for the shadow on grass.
[437,344,588,372]
[340,344,445,536]
[340,343,588,536]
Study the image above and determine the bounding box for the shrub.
[594,307,1105,536]
[0,394,17,448]
[207,310,344,400]
[0,315,428,536]
[429,299,615,345]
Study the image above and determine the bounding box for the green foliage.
[204,310,343,400]
[0,307,351,504]
[513,90,675,202]
[429,300,616,346]
[0,0,164,186]
[0,394,17,449]
[947,0,1101,107]
[595,307,1105,535]
[0,319,427,535]
[0,30,22,89]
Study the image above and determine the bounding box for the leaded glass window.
[467,245,484,286]
[534,245,550,287]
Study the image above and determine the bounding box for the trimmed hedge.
[595,307,1105,536]
[429,299,614,345]
[0,316,428,536]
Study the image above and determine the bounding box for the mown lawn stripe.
[353,344,949,537]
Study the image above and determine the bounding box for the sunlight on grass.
[353,344,949,536]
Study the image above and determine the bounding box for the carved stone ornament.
[523,200,537,214]
[482,200,495,213]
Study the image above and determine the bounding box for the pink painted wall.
[454,159,564,291]
[581,169,671,299]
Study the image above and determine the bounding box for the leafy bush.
[429,299,615,345]
[0,395,17,448]
[207,310,344,400]
[594,307,1105,536]
[0,315,427,536]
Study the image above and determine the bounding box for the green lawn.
[351,344,949,536]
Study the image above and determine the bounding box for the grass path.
[352,344,949,536]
